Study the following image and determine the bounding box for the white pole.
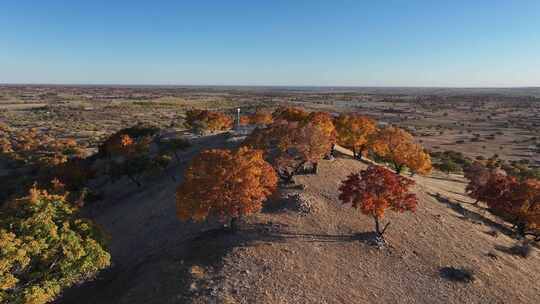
[237,108,241,129]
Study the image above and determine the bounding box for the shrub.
[98,127,180,187]
[157,137,191,162]
[435,158,461,174]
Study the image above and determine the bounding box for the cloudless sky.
[1,0,539,86]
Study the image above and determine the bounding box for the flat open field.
[1,85,539,304]
[1,85,538,166]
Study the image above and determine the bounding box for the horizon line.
[1,82,539,89]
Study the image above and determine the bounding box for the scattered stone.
[287,194,316,215]
[324,154,335,161]
[189,265,206,279]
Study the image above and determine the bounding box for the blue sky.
[1,0,539,86]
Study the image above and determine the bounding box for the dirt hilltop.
[58,134,539,304]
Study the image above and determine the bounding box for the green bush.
[0,188,110,304]
[435,158,461,174]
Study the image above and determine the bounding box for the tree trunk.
[330,144,336,157]
[374,216,381,236]
[312,162,318,174]
[357,146,365,160]
[293,161,306,176]
[516,221,526,238]
[394,163,403,175]
[278,171,294,184]
[373,216,391,239]
[127,174,142,187]
[173,151,181,163]
[230,217,239,232]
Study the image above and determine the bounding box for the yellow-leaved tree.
[371,126,431,175]
[334,114,378,159]
[405,144,432,176]
[0,187,110,304]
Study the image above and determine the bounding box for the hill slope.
[58,138,539,304]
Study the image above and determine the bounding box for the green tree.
[0,187,111,304]
[435,158,461,175]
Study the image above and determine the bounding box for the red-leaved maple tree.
[464,162,540,238]
[338,165,418,239]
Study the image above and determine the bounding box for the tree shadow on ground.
[429,192,515,238]
[439,266,476,283]
[262,191,308,215]
[333,149,373,165]
[178,220,376,276]
[426,175,467,184]
[164,215,387,302]
[494,244,533,258]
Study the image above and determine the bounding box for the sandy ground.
[57,139,540,304]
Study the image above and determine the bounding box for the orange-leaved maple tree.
[243,119,334,182]
[239,115,251,126]
[240,111,273,126]
[338,165,418,239]
[405,144,432,176]
[176,146,278,230]
[0,126,85,167]
[250,111,274,125]
[184,109,233,132]
[334,113,378,159]
[305,111,337,147]
[371,126,429,175]
[272,106,309,123]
